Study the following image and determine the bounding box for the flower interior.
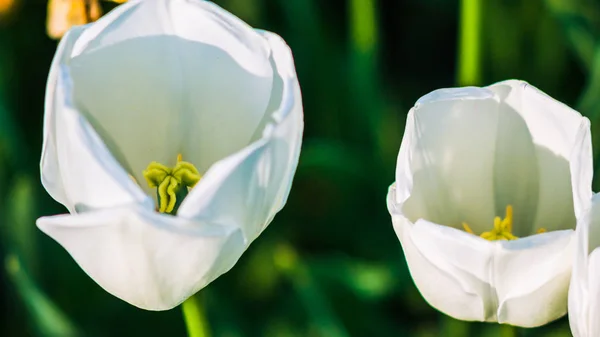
[462,205,546,241]
[399,83,579,239]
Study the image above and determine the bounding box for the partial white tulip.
[37,0,303,310]
[569,194,600,337]
[387,80,592,327]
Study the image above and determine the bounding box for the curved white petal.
[389,207,493,321]
[390,215,490,321]
[36,206,245,310]
[493,230,573,327]
[41,25,85,210]
[389,186,572,325]
[42,27,150,213]
[569,194,600,337]
[488,80,592,230]
[397,87,501,235]
[257,31,304,210]
[586,249,600,336]
[488,80,587,160]
[569,228,588,336]
[178,31,303,243]
[570,120,594,220]
[488,95,539,237]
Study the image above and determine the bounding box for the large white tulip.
[569,194,600,337]
[387,80,592,327]
[37,0,303,310]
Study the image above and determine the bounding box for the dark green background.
[0,0,597,336]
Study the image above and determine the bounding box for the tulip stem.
[499,324,518,337]
[457,0,482,86]
[181,294,210,337]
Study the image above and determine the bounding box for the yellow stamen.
[143,154,201,214]
[462,222,474,234]
[462,205,547,241]
[480,206,515,240]
[504,205,513,232]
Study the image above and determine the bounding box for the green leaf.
[545,0,600,71]
[5,254,80,337]
[274,244,350,337]
[4,176,38,272]
[308,256,399,301]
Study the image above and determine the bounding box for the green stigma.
[143,154,201,214]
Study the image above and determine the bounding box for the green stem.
[500,324,518,337]
[181,295,210,337]
[350,0,378,54]
[457,0,482,86]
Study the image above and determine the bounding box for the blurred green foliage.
[0,0,597,336]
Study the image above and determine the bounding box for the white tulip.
[569,194,600,337]
[387,80,592,327]
[37,0,303,310]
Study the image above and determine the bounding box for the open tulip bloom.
[387,80,593,327]
[569,193,600,337]
[37,0,303,310]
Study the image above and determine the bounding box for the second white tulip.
[387,80,593,327]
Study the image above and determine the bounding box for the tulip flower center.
[462,205,546,241]
[142,154,201,214]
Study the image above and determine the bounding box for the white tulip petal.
[586,249,600,336]
[72,0,271,77]
[391,216,489,321]
[391,185,574,325]
[489,80,586,159]
[399,87,501,234]
[407,220,495,320]
[532,145,576,232]
[569,270,587,337]
[37,206,245,310]
[491,97,538,236]
[494,230,573,327]
[41,25,84,210]
[178,140,276,242]
[42,29,150,213]
[179,31,303,242]
[389,187,493,321]
[569,248,587,336]
[257,31,304,209]
[408,219,492,296]
[570,120,594,219]
[489,80,592,229]
[569,194,600,337]
[497,268,570,327]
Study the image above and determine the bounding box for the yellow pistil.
[143,154,201,214]
[462,205,547,241]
